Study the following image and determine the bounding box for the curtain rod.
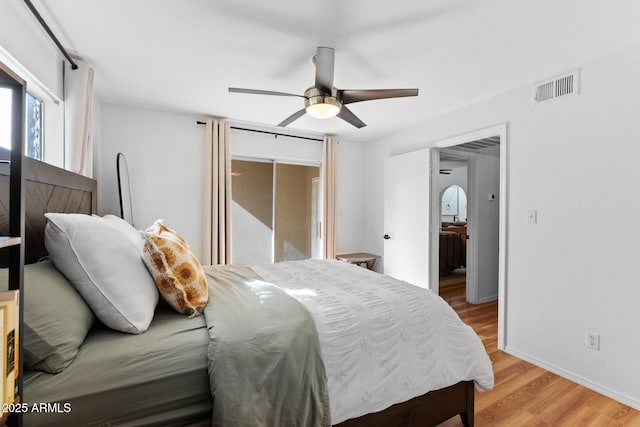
[196,121,323,142]
[23,0,78,70]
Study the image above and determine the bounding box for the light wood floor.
[437,279,640,427]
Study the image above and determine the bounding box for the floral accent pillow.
[142,220,208,317]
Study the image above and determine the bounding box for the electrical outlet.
[586,332,600,351]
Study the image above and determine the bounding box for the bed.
[0,154,493,427]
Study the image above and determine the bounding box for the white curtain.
[203,119,232,265]
[64,60,95,177]
[322,136,337,259]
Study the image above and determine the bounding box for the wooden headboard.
[0,148,97,266]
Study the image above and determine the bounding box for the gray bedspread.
[203,264,331,427]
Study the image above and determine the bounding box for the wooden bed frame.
[0,151,474,427]
[0,149,97,266]
[336,381,474,427]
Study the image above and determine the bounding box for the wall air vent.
[535,69,579,103]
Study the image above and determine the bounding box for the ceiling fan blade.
[337,106,366,128]
[338,88,419,104]
[314,47,335,94]
[229,87,306,98]
[277,109,307,127]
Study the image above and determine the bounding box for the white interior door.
[383,148,431,289]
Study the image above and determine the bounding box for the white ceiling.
[36,0,640,142]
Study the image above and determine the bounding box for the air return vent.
[535,69,579,102]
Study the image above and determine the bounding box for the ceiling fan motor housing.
[304,87,342,118]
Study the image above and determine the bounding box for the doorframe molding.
[428,123,508,350]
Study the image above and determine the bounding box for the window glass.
[0,89,44,159]
[0,87,11,150]
[26,92,43,159]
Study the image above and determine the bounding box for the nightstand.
[336,253,380,271]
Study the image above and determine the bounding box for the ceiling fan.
[440,168,453,175]
[229,47,419,129]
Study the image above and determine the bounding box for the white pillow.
[44,213,158,334]
[101,214,145,249]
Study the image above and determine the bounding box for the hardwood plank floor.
[437,281,640,426]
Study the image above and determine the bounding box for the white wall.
[231,126,323,164]
[98,103,206,259]
[0,1,65,167]
[364,43,640,408]
[438,162,467,196]
[334,139,366,255]
[98,106,366,261]
[0,2,62,97]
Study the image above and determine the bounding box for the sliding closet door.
[230,159,320,264]
[274,163,320,262]
[230,159,274,263]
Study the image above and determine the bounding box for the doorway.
[428,123,508,349]
[439,183,468,294]
[435,140,500,303]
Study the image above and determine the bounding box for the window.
[26,92,43,160]
[0,87,11,150]
[0,89,44,160]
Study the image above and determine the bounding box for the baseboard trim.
[504,346,640,410]
[476,294,497,304]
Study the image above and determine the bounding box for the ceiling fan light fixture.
[306,101,341,119]
[304,87,342,119]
